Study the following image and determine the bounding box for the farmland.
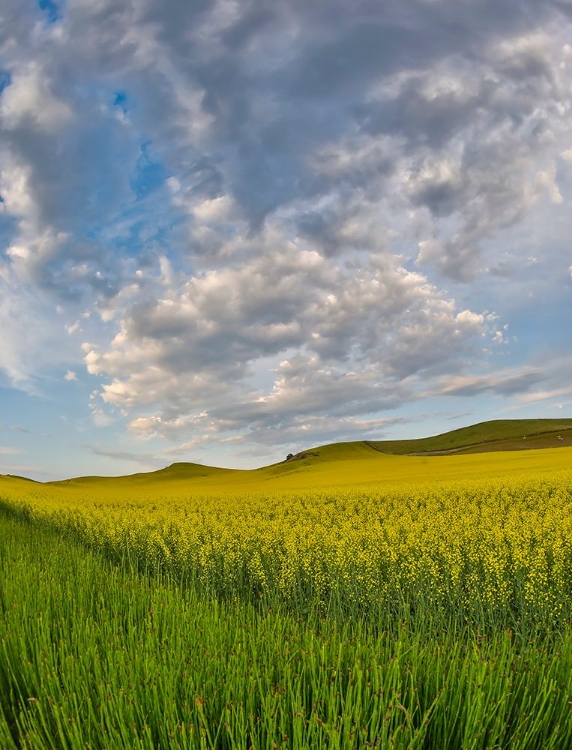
[2,433,572,747]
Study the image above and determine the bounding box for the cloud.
[0,62,72,131]
[1,0,572,460]
[83,445,164,468]
[10,425,32,434]
[431,367,545,398]
[166,414,413,458]
[64,370,77,381]
[518,386,572,405]
[81,237,490,446]
[347,30,572,280]
[0,446,19,455]
[0,271,76,389]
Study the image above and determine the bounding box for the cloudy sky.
[1,0,572,480]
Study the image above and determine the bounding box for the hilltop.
[365,418,572,455]
[2,418,572,490]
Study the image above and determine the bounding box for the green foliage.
[2,514,572,749]
[367,418,572,455]
[3,453,572,630]
[3,441,572,747]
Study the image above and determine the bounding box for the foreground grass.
[2,514,572,748]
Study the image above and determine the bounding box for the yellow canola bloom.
[1,465,572,622]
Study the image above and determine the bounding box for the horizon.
[1,1,572,481]
[3,416,572,483]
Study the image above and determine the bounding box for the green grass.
[367,418,572,455]
[3,421,572,747]
[3,512,572,749]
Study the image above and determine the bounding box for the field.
[2,435,572,747]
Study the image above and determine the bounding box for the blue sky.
[1,0,572,480]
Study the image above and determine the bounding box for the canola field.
[3,445,572,629]
[3,445,572,748]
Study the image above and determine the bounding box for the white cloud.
[83,237,490,445]
[429,366,544,398]
[0,447,19,455]
[0,161,36,219]
[518,386,572,404]
[0,63,72,132]
[1,0,572,464]
[0,272,75,389]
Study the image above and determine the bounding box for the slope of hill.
[50,461,236,487]
[366,419,572,455]
[2,419,572,492]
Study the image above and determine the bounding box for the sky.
[1,0,572,481]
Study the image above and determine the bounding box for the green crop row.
[2,512,572,749]
[2,470,572,631]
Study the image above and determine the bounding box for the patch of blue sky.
[87,199,186,268]
[0,213,18,254]
[0,71,11,94]
[0,382,45,427]
[507,300,571,358]
[0,384,88,481]
[102,216,163,256]
[390,399,482,440]
[53,120,139,229]
[113,90,128,114]
[38,0,61,23]
[130,141,170,200]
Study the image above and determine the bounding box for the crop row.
[3,472,572,628]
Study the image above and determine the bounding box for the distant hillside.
[366,419,572,455]
[3,418,572,489]
[49,461,235,487]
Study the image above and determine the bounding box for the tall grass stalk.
[2,513,572,748]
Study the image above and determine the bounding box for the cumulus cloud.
[1,0,571,460]
[83,241,490,446]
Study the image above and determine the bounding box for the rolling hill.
[2,419,572,492]
[366,418,572,455]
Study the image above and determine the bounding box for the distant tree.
[286,453,294,461]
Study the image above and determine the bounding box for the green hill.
[50,461,235,487]
[366,418,572,455]
[3,418,572,491]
